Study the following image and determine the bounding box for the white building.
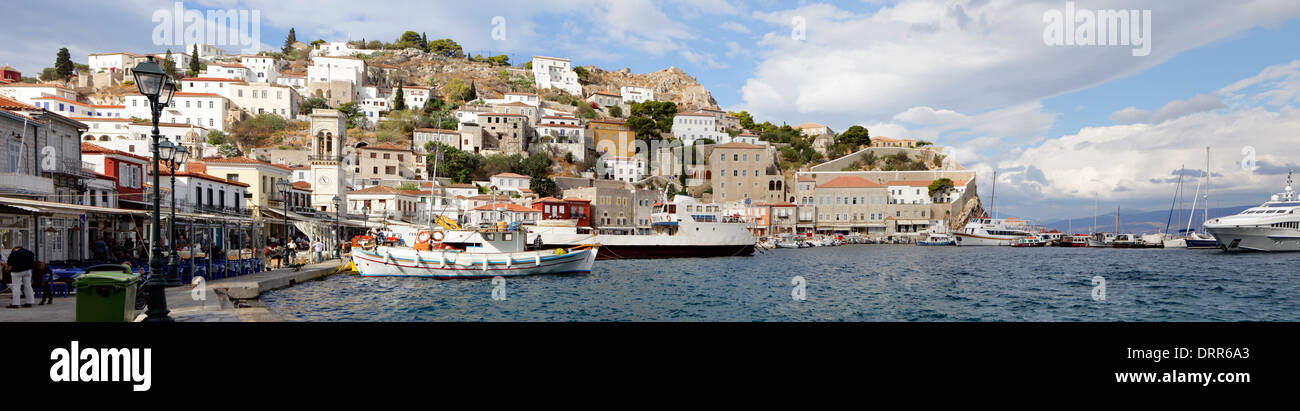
[75,117,133,143]
[393,85,432,109]
[188,44,229,62]
[586,91,622,109]
[797,123,832,137]
[536,116,586,159]
[229,82,300,118]
[275,72,308,95]
[200,62,253,82]
[90,104,126,118]
[180,77,241,100]
[887,181,932,205]
[413,128,459,153]
[312,41,380,58]
[0,83,77,102]
[29,96,96,118]
[600,156,645,183]
[125,92,232,132]
[671,112,730,146]
[238,55,282,83]
[467,202,540,227]
[503,92,540,108]
[490,173,531,194]
[620,86,654,104]
[87,52,140,74]
[162,167,251,214]
[531,56,582,96]
[308,56,366,86]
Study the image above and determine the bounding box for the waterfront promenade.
[0,259,347,322]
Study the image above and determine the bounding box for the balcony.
[309,155,342,163]
[0,173,54,195]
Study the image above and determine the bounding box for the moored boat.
[1204,171,1300,252]
[352,228,598,278]
[529,195,755,259]
[953,217,1031,246]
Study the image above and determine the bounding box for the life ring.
[417,231,431,244]
[431,230,446,242]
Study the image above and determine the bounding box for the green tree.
[572,66,590,84]
[336,102,364,128]
[393,84,407,111]
[730,110,756,130]
[283,28,297,54]
[608,105,623,118]
[300,96,329,115]
[428,38,464,58]
[519,153,552,177]
[427,143,481,183]
[397,31,424,49]
[218,144,241,158]
[38,68,60,81]
[54,48,74,78]
[626,100,677,140]
[837,125,871,148]
[463,81,477,102]
[530,175,558,198]
[421,32,429,52]
[397,182,419,191]
[928,178,955,199]
[161,50,177,78]
[206,130,227,145]
[189,45,201,73]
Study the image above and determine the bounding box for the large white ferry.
[1204,172,1300,252]
[529,195,756,259]
[952,218,1032,246]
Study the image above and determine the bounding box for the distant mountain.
[1036,205,1254,234]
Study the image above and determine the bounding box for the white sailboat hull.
[352,246,598,278]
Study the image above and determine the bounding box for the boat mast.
[1166,164,1184,235]
[1093,193,1098,234]
[1186,177,1201,235]
[991,170,997,219]
[1203,147,1211,233]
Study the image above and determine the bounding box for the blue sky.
[4,0,1300,221]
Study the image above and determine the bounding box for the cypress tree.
[54,48,74,78]
[393,84,407,111]
[283,28,297,54]
[189,45,200,73]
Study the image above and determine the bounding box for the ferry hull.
[596,244,754,260]
[352,246,598,278]
[1205,226,1300,252]
[952,232,1018,246]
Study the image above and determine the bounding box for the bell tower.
[309,109,346,212]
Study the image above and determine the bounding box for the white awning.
[0,196,148,216]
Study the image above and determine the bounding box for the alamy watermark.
[1043,2,1151,57]
[152,2,261,54]
[1241,146,1258,172]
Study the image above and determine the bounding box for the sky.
[4,0,1300,221]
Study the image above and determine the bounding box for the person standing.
[5,246,36,308]
[91,237,109,262]
[285,239,297,266]
[35,262,54,306]
[311,239,325,263]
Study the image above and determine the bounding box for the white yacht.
[1204,172,1300,252]
[528,195,756,259]
[953,218,1032,246]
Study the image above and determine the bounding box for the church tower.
[309,109,347,212]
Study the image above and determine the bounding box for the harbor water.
[260,246,1300,321]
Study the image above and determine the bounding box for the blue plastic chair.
[192,259,209,281]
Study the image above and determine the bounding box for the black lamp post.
[165,144,189,285]
[276,180,290,245]
[133,57,177,322]
[333,195,342,259]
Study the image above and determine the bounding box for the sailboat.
[1185,147,1221,249]
[1163,165,1188,248]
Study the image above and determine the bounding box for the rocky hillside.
[368,49,720,110]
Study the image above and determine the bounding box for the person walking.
[5,246,37,308]
[285,239,297,266]
[311,239,325,263]
[35,261,54,306]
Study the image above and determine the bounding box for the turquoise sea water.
[260,246,1300,321]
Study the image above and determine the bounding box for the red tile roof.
[199,156,293,171]
[492,172,528,178]
[81,142,150,162]
[471,202,540,212]
[819,176,885,189]
[0,95,42,111]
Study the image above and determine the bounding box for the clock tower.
[309,109,347,212]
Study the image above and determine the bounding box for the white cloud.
[1109,93,1226,124]
[737,0,1300,132]
[720,21,751,33]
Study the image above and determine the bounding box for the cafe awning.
[0,196,148,217]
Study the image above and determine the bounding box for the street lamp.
[276,180,291,246]
[133,57,177,322]
[332,195,342,259]
[161,141,189,286]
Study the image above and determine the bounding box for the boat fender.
[438,252,446,268]
[413,253,423,266]
[383,250,392,264]
[482,255,489,271]
[535,254,542,267]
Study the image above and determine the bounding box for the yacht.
[1204,172,1300,252]
[529,195,756,259]
[953,218,1031,246]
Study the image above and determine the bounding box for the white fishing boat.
[1204,171,1300,252]
[953,218,1031,246]
[352,228,599,279]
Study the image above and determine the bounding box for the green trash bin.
[73,266,140,322]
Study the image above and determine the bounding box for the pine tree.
[393,84,407,111]
[283,28,297,54]
[464,82,477,102]
[162,50,177,78]
[421,32,429,51]
[54,48,74,78]
[189,45,200,73]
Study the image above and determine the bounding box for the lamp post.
[132,57,177,322]
[333,195,341,259]
[165,144,189,286]
[276,180,291,245]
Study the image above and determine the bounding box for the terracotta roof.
[768,201,797,207]
[292,181,312,190]
[0,82,73,90]
[796,123,826,129]
[471,202,540,213]
[359,142,413,152]
[173,92,224,98]
[819,176,885,189]
[796,175,815,182]
[715,142,766,150]
[349,185,417,196]
[0,108,43,123]
[200,156,293,171]
[532,197,565,204]
[504,92,537,96]
[589,91,620,97]
[539,123,582,128]
[0,95,42,111]
[159,168,251,187]
[496,102,533,107]
[81,142,150,162]
[492,172,528,178]
[91,105,125,109]
[445,183,477,189]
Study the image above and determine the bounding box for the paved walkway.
[0,259,347,322]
